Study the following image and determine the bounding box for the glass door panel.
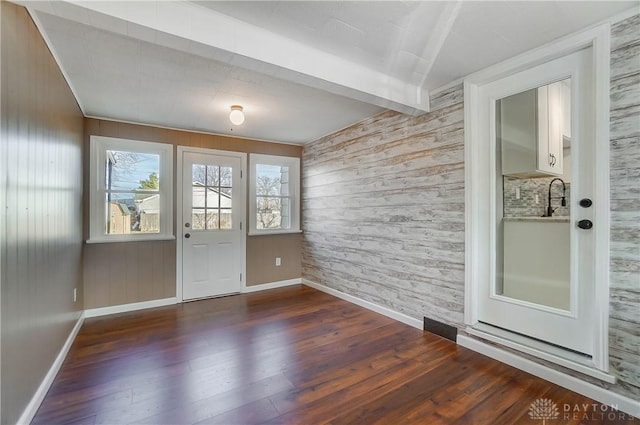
[496,78,572,311]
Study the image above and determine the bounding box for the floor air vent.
[423,317,457,342]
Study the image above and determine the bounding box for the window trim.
[249,154,301,235]
[88,135,174,243]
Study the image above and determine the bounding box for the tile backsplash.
[503,176,571,217]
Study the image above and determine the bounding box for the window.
[190,164,233,230]
[249,154,300,235]
[88,136,173,243]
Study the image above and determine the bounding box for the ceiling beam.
[24,0,431,115]
[383,1,461,105]
[416,1,463,91]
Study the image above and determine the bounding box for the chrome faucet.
[545,178,566,217]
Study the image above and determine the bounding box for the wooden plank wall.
[0,3,85,424]
[302,85,465,326]
[608,13,640,399]
[302,13,640,403]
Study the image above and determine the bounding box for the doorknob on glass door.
[185,233,191,238]
[579,198,592,208]
[577,220,593,230]
[185,222,190,228]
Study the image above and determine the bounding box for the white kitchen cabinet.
[536,82,564,175]
[499,80,567,178]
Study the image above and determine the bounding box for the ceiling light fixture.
[229,105,245,125]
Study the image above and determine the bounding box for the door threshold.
[466,323,616,383]
[183,292,241,303]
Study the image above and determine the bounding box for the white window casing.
[249,154,301,235]
[88,136,174,243]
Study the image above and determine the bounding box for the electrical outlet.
[73,288,77,303]
[515,187,521,200]
[535,194,539,204]
[275,257,281,267]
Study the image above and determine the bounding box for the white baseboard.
[302,279,423,330]
[242,278,302,293]
[457,335,640,419]
[84,297,178,318]
[17,312,85,425]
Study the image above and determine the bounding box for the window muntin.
[89,136,173,243]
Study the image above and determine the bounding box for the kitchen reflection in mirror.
[495,78,572,311]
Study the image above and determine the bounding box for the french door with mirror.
[180,149,245,301]
[476,47,599,358]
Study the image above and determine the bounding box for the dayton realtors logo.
[529,398,560,424]
[528,398,637,423]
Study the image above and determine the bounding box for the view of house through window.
[191,164,233,230]
[105,150,161,234]
[256,163,290,230]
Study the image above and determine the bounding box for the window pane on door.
[192,209,206,230]
[192,165,206,185]
[206,211,219,230]
[206,189,220,208]
[496,80,572,311]
[220,209,232,229]
[191,163,234,231]
[220,167,232,187]
[206,165,219,186]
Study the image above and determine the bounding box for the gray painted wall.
[1,3,85,424]
[302,14,639,402]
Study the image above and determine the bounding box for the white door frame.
[176,146,247,302]
[463,24,611,374]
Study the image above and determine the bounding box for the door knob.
[185,233,191,238]
[185,222,191,228]
[579,198,592,208]
[577,220,593,230]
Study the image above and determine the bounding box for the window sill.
[248,230,303,236]
[86,235,176,244]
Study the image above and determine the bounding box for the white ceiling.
[26,1,638,145]
[33,11,384,144]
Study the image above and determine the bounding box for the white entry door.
[477,48,596,355]
[181,150,245,300]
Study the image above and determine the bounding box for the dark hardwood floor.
[33,286,637,425]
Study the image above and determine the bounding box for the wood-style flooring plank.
[32,286,638,425]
